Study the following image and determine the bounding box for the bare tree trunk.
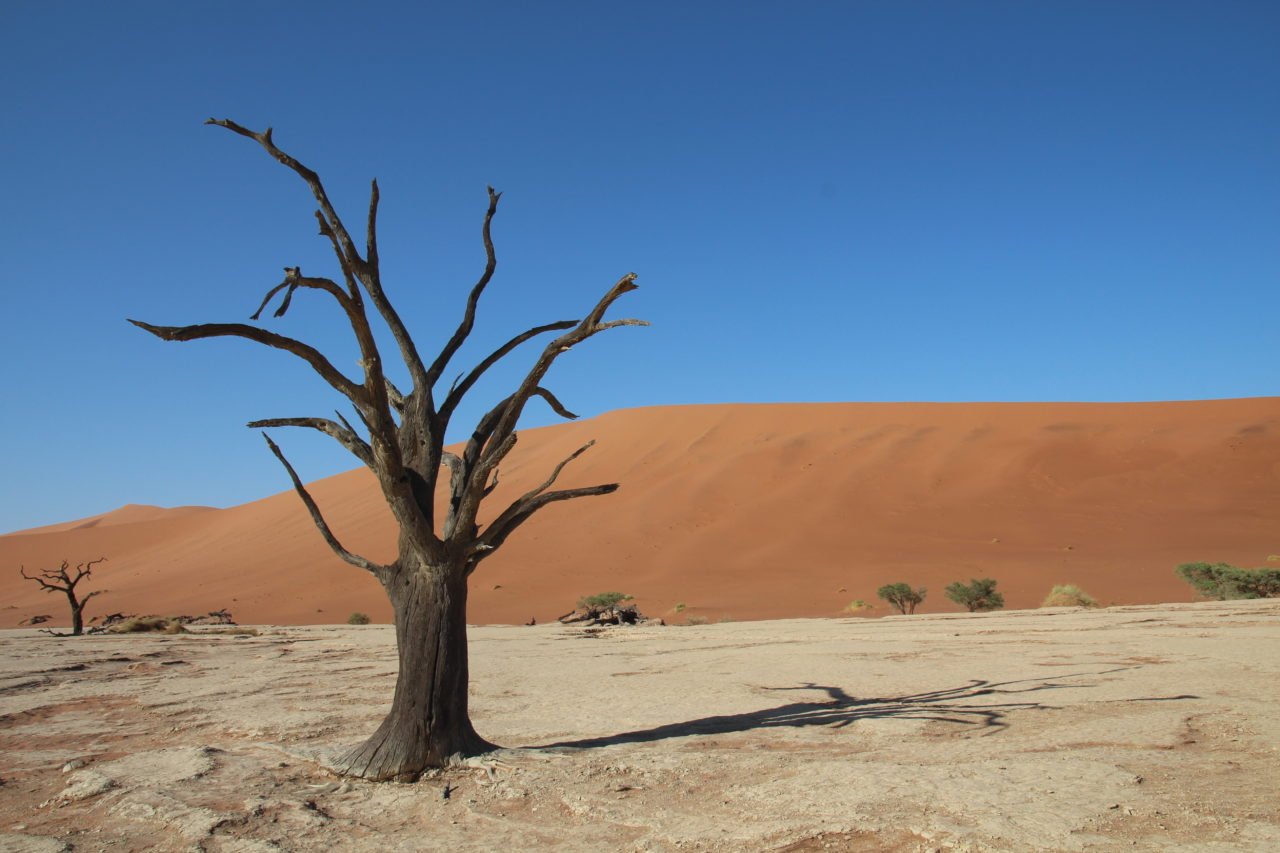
[69,593,85,636]
[334,552,493,781]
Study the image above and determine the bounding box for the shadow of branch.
[533,668,1194,751]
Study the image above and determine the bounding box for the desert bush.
[683,615,709,626]
[577,592,632,610]
[1176,563,1280,600]
[347,612,372,625]
[843,599,874,615]
[674,602,686,612]
[877,583,926,615]
[1041,584,1098,608]
[944,578,1005,612]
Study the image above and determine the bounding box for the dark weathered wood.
[19,558,106,636]
[127,319,365,403]
[333,558,492,781]
[131,120,646,781]
[438,320,578,421]
[249,416,374,470]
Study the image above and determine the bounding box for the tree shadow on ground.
[534,669,1199,750]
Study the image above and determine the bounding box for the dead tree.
[20,558,107,636]
[130,119,646,781]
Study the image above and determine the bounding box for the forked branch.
[250,267,353,320]
[479,440,599,540]
[444,272,642,545]
[205,118,430,401]
[459,386,579,482]
[247,417,374,469]
[439,319,578,422]
[205,119,362,269]
[471,482,620,566]
[20,558,106,592]
[471,274,645,479]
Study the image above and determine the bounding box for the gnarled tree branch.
[470,483,620,568]
[476,438,599,558]
[20,558,105,592]
[445,388,585,542]
[464,274,645,495]
[127,319,365,403]
[251,267,353,320]
[247,417,375,469]
[438,319,578,423]
[261,433,388,577]
[205,118,362,269]
[426,187,501,390]
[384,379,407,414]
[366,179,380,271]
[458,386,579,484]
[206,118,430,415]
[315,212,361,299]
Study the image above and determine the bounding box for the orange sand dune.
[3,399,1278,628]
[9,503,217,536]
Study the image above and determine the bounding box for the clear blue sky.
[2,1,1277,533]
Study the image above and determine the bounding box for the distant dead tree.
[20,558,107,636]
[131,119,646,781]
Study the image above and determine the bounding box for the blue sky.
[2,1,1277,532]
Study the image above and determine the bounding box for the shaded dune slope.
[3,399,1278,627]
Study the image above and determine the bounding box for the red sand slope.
[9,504,217,536]
[3,399,1277,628]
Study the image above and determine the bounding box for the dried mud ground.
[1,601,1277,853]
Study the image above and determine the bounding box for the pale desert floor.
[1,600,1277,852]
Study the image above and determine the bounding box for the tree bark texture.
[69,592,85,636]
[334,555,492,781]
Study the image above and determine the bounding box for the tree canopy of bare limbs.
[20,558,107,636]
[130,119,647,781]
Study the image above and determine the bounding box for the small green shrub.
[843,599,873,615]
[944,578,1005,612]
[577,592,632,610]
[877,583,926,615]
[674,602,686,612]
[1176,563,1280,600]
[1041,584,1098,608]
[347,612,372,625]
